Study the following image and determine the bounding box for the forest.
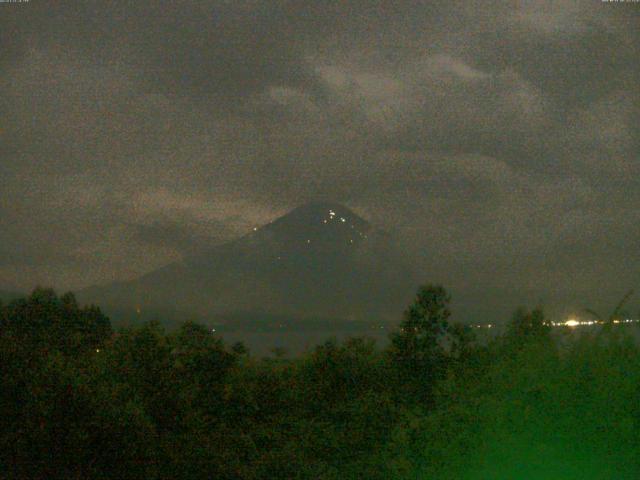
[2,286,640,479]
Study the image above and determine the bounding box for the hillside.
[78,203,417,325]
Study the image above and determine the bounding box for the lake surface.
[218,325,500,357]
[218,328,392,356]
[218,323,640,357]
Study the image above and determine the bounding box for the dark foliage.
[2,287,640,478]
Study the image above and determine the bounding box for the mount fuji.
[78,203,417,326]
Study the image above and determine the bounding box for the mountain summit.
[201,202,372,258]
[270,202,369,232]
[79,203,416,324]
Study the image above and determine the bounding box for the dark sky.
[1,1,639,320]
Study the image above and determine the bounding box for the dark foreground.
[2,287,640,479]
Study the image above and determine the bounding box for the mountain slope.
[0,290,23,303]
[78,202,417,324]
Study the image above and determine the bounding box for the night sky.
[1,1,639,321]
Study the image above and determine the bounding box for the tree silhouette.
[390,284,451,401]
[585,289,634,325]
[506,306,550,345]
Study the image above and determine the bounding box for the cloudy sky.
[1,1,639,320]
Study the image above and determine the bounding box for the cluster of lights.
[551,318,640,328]
[317,210,368,244]
[469,318,640,330]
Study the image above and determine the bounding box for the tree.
[448,322,476,361]
[390,285,451,401]
[231,341,248,356]
[505,306,550,345]
[1,288,112,356]
[585,289,634,325]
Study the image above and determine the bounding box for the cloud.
[0,1,638,320]
[317,57,554,164]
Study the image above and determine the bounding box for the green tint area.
[386,333,640,479]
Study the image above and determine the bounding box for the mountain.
[78,202,417,325]
[0,290,22,303]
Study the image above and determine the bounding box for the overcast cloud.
[1,0,639,320]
